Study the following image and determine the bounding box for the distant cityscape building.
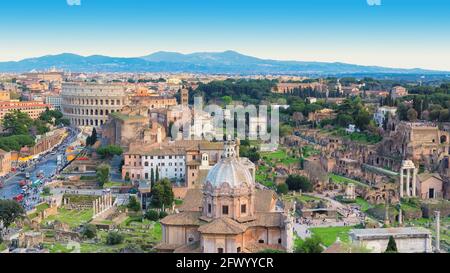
[0,101,53,120]
[45,96,62,111]
[374,106,397,128]
[0,149,12,177]
[391,86,408,99]
[0,91,11,102]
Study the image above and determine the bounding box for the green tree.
[407,108,418,122]
[222,95,233,105]
[276,183,289,195]
[144,210,159,221]
[124,172,130,182]
[286,175,313,192]
[150,169,155,186]
[127,196,141,212]
[87,128,97,146]
[159,211,168,219]
[0,200,25,230]
[155,168,160,182]
[2,110,33,135]
[295,236,324,253]
[106,232,124,245]
[42,187,51,195]
[0,135,35,152]
[96,164,110,188]
[151,178,174,208]
[81,224,97,239]
[96,145,123,159]
[385,236,398,253]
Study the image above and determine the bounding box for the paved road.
[0,127,79,202]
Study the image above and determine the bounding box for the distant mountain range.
[0,50,448,75]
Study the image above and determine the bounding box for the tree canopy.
[286,175,313,192]
[151,178,174,208]
[0,200,25,229]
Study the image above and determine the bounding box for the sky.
[0,0,449,71]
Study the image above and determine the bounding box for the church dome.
[205,140,254,189]
[206,157,254,189]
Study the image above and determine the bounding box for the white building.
[141,148,186,182]
[374,106,397,128]
[349,227,433,253]
[45,96,62,111]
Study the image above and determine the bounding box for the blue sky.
[0,0,449,70]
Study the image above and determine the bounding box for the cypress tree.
[385,236,398,253]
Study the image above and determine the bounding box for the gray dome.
[206,157,254,189]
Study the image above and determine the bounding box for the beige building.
[272,82,327,94]
[102,106,165,149]
[308,108,337,123]
[0,91,11,102]
[157,141,293,253]
[416,173,444,199]
[391,86,408,98]
[0,149,12,176]
[0,101,53,120]
[61,82,128,128]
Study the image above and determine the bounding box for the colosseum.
[61,82,129,128]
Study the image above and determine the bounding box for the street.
[0,127,80,209]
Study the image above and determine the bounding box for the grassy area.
[28,203,51,219]
[0,243,6,252]
[282,193,321,204]
[332,128,382,145]
[329,174,370,188]
[44,217,162,253]
[309,226,354,247]
[261,149,301,166]
[103,181,128,188]
[355,197,372,212]
[44,208,93,228]
[63,194,98,204]
[302,145,320,158]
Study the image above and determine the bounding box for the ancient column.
[93,200,96,216]
[398,208,403,225]
[96,199,100,215]
[435,211,440,252]
[412,168,417,197]
[399,168,404,198]
[406,168,411,197]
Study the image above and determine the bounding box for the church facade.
[157,140,294,253]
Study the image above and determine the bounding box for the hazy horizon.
[1,0,449,71]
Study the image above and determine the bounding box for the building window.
[222,206,229,215]
[241,204,247,214]
[208,204,212,214]
[278,238,282,244]
[218,248,224,253]
[258,240,264,244]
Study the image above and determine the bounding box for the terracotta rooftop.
[178,189,203,212]
[198,217,247,235]
[254,189,276,212]
[159,211,202,226]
